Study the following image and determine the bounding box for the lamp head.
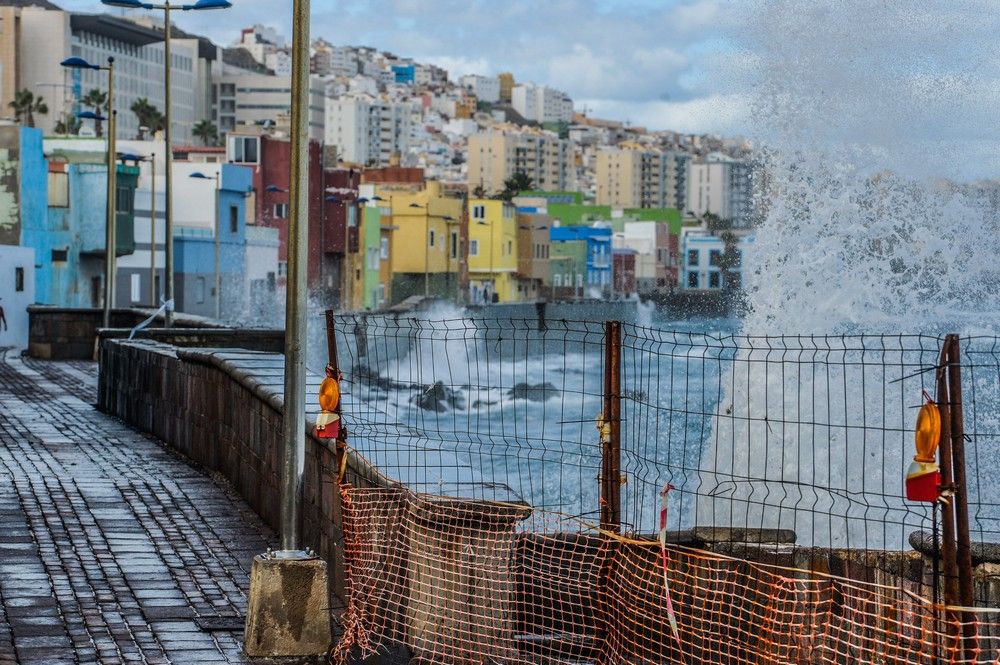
[101,0,153,8]
[60,56,101,71]
[182,0,232,9]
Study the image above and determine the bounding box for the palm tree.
[8,89,48,128]
[54,115,81,135]
[80,88,108,137]
[130,97,164,139]
[192,119,218,146]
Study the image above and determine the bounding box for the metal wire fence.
[327,314,1000,664]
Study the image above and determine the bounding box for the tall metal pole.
[163,1,175,326]
[946,334,977,658]
[103,57,116,328]
[214,170,221,320]
[149,154,157,307]
[935,344,959,607]
[279,0,310,555]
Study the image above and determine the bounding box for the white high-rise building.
[687,152,754,225]
[511,83,573,124]
[459,74,500,103]
[325,96,414,166]
[7,9,205,142]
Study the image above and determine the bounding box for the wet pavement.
[0,350,278,664]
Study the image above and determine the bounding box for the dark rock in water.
[411,381,466,412]
[507,382,558,402]
[472,399,498,409]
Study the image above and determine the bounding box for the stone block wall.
[97,338,374,609]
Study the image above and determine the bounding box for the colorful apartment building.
[379,180,463,304]
[467,198,518,304]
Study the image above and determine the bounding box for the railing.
[325,314,1000,664]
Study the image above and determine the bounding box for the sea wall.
[97,338,387,610]
[28,305,244,360]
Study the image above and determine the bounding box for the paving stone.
[0,352,278,663]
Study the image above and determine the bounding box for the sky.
[54,0,1000,180]
[55,0,746,136]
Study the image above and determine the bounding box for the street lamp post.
[101,0,232,327]
[118,152,158,307]
[149,154,157,306]
[62,56,116,328]
[190,171,222,320]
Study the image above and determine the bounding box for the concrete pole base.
[244,553,332,658]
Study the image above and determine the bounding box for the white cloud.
[580,93,751,135]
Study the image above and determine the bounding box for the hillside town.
[0,1,757,344]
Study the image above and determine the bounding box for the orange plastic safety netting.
[334,481,1000,665]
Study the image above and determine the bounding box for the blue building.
[391,64,415,84]
[549,226,613,293]
[174,163,253,320]
[680,229,754,290]
[6,128,138,309]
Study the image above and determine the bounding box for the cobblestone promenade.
[0,350,278,664]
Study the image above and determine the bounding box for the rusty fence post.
[946,334,977,658]
[601,320,622,534]
[596,321,623,664]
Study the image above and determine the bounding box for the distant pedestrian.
[0,298,7,332]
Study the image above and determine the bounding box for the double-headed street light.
[189,171,222,320]
[101,0,232,326]
[62,56,116,327]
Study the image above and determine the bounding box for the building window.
[229,136,259,163]
[273,203,288,219]
[380,238,389,259]
[130,273,141,302]
[709,272,721,289]
[687,249,699,266]
[347,206,357,228]
[450,231,458,259]
[229,206,239,233]
[472,205,485,219]
[507,240,512,256]
[553,273,562,287]
[51,249,68,262]
[196,277,206,303]
[687,270,699,288]
[15,267,24,292]
[709,249,722,266]
[428,229,435,247]
[469,239,479,257]
[367,247,379,270]
[116,186,134,213]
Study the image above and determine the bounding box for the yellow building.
[467,125,572,195]
[467,198,519,304]
[498,72,515,103]
[595,143,689,209]
[381,180,463,303]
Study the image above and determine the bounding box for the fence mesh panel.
[326,315,1000,664]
